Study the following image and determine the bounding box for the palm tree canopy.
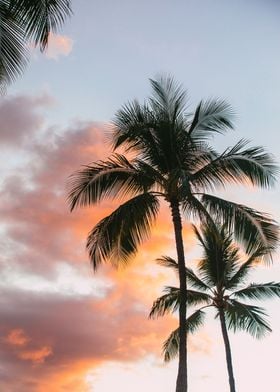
[150,224,280,360]
[68,76,279,269]
[0,0,72,88]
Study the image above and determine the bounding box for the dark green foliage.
[0,0,72,88]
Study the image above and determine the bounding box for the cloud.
[0,93,54,147]
[18,346,53,365]
[4,329,30,347]
[0,92,210,390]
[45,33,74,60]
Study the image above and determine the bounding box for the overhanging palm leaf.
[0,0,72,88]
[10,0,72,50]
[0,2,27,88]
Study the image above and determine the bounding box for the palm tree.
[68,76,278,392]
[150,224,280,392]
[0,0,72,89]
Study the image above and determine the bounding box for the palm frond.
[149,287,180,319]
[224,299,271,338]
[10,0,72,50]
[186,267,212,291]
[191,139,278,191]
[112,100,155,151]
[86,193,159,269]
[201,194,279,255]
[157,255,211,291]
[188,99,234,140]
[196,224,239,287]
[0,2,28,88]
[67,154,156,211]
[226,246,271,290]
[233,282,280,301]
[163,309,206,362]
[157,256,179,271]
[149,75,187,119]
[150,286,211,319]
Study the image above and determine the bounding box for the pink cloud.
[45,33,73,60]
[0,92,210,390]
[0,94,54,147]
[4,329,30,347]
[18,346,53,364]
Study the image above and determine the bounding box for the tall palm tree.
[0,0,72,89]
[150,225,280,392]
[68,76,278,392]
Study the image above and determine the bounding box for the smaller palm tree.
[150,224,280,392]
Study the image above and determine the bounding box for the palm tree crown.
[0,0,72,88]
[69,76,278,266]
[150,224,280,390]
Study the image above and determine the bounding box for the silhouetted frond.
[10,0,72,50]
[201,194,279,255]
[233,282,280,301]
[224,300,271,338]
[188,99,234,140]
[67,154,156,211]
[86,193,159,269]
[163,309,206,361]
[191,139,278,191]
[226,246,273,290]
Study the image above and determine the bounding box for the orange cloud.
[19,346,53,364]
[5,329,29,347]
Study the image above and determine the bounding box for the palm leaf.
[196,224,239,287]
[156,255,211,291]
[149,75,187,119]
[150,287,211,319]
[191,139,278,191]
[0,1,28,88]
[186,267,212,291]
[149,287,180,319]
[86,193,159,269]
[67,154,156,211]
[188,99,234,140]
[201,194,279,255]
[233,282,280,301]
[163,309,206,362]
[224,299,271,338]
[226,246,271,290]
[10,0,72,50]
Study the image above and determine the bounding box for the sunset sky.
[1,1,280,391]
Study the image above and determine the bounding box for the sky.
[1,0,280,391]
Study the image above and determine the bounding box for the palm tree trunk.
[170,199,187,392]
[219,309,236,392]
